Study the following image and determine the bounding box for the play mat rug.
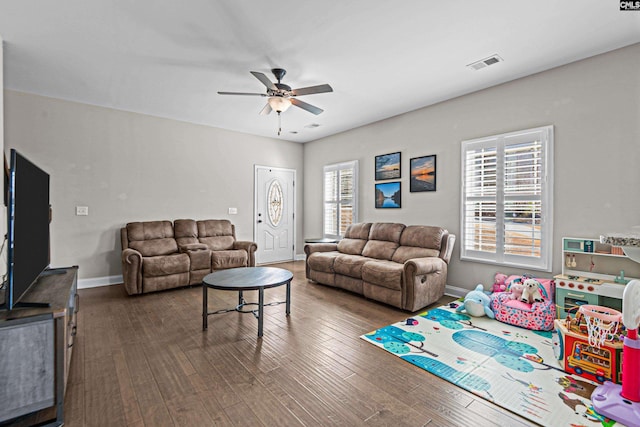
[361,304,624,427]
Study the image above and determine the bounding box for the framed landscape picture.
[375,181,401,208]
[375,152,401,180]
[410,155,436,192]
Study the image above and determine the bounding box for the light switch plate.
[228,207,238,215]
[76,206,89,216]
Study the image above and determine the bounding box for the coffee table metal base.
[206,291,288,319]
[202,267,292,338]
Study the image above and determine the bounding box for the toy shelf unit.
[555,237,640,319]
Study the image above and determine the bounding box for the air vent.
[467,54,503,71]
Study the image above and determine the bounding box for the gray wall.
[4,43,639,288]
[304,43,640,292]
[4,91,304,280]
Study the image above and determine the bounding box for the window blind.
[461,126,553,271]
[323,160,358,239]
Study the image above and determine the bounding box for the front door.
[254,166,295,264]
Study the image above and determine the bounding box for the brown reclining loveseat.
[121,219,257,295]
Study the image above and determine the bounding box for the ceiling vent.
[467,54,503,71]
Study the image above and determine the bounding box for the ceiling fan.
[218,68,333,135]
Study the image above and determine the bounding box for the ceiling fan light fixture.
[268,96,292,113]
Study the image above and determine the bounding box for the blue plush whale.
[455,284,495,318]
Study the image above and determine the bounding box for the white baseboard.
[295,253,306,261]
[78,275,123,289]
[444,285,467,298]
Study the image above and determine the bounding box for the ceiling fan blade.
[291,98,324,115]
[250,71,277,90]
[291,84,333,96]
[218,91,266,96]
[259,103,272,115]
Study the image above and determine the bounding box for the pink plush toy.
[492,273,508,293]
[509,282,524,300]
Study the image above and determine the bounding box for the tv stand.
[0,266,78,426]
[41,267,68,276]
[6,301,50,309]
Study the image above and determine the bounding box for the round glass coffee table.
[202,266,293,337]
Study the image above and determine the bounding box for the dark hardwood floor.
[63,261,536,426]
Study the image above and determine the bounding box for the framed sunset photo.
[410,155,436,192]
[375,152,401,180]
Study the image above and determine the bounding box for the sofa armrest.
[121,248,143,295]
[404,257,445,276]
[234,241,258,266]
[439,233,456,264]
[403,256,449,311]
[304,243,338,256]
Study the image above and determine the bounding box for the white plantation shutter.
[324,161,358,239]
[461,126,553,271]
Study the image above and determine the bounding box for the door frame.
[253,165,297,264]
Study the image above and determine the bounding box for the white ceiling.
[1,1,639,143]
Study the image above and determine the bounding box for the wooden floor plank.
[60,261,537,427]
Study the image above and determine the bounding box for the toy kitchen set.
[555,235,640,318]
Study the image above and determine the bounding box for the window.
[323,160,358,239]
[461,125,553,271]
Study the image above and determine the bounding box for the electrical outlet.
[228,207,238,215]
[76,206,89,216]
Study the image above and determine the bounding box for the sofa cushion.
[197,219,236,250]
[130,238,179,257]
[337,238,367,255]
[126,221,178,257]
[211,250,248,270]
[345,223,373,239]
[127,221,174,241]
[362,223,405,260]
[307,251,339,273]
[336,223,372,255]
[362,240,399,260]
[392,247,441,264]
[333,254,369,279]
[391,225,444,263]
[143,253,190,277]
[362,260,404,290]
[400,225,444,249]
[369,222,405,242]
[174,219,199,246]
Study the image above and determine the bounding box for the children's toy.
[591,279,640,427]
[491,275,556,331]
[492,273,507,293]
[456,284,494,318]
[554,304,624,385]
[508,282,524,300]
[520,278,544,304]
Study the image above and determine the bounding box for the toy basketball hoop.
[578,304,622,348]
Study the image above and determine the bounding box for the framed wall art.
[375,181,401,208]
[375,152,401,180]
[410,155,436,192]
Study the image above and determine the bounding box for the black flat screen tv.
[3,149,51,310]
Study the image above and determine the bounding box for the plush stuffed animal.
[521,278,544,304]
[509,282,524,301]
[492,273,508,293]
[456,284,495,318]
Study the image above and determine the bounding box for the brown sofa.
[121,219,257,295]
[304,222,455,311]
